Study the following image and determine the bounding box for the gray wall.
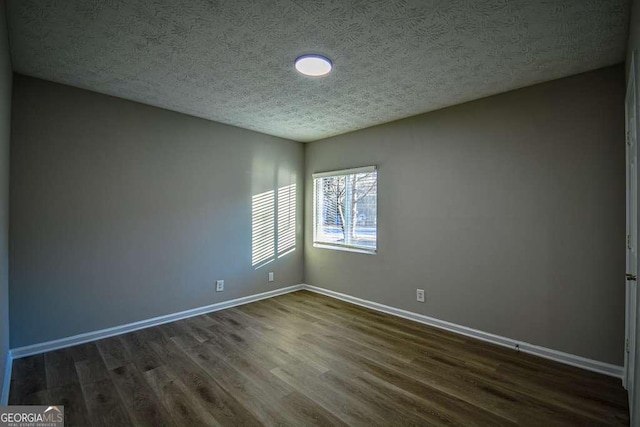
[0,3,11,396]
[10,75,304,348]
[305,65,625,365]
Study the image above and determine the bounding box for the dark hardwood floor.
[9,290,629,426]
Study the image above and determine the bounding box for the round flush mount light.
[294,54,332,77]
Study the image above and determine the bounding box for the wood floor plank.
[194,336,294,399]
[75,358,110,385]
[239,322,332,375]
[296,328,515,425]
[67,342,103,362]
[7,290,629,425]
[207,316,302,371]
[278,390,349,427]
[8,354,46,403]
[270,296,424,362]
[149,337,263,426]
[11,353,46,382]
[299,328,593,425]
[295,291,468,344]
[180,316,219,342]
[251,324,493,425]
[96,336,133,370]
[47,382,92,427]
[272,301,628,422]
[156,321,201,349]
[144,365,222,427]
[109,363,174,427]
[252,322,472,424]
[81,378,132,427]
[9,388,48,406]
[412,352,625,424]
[296,316,603,421]
[118,330,164,372]
[271,361,383,426]
[184,341,299,425]
[495,361,628,408]
[45,348,80,389]
[319,367,464,426]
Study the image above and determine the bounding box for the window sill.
[313,243,376,255]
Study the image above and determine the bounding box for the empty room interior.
[1,0,640,425]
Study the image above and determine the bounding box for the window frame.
[312,165,378,255]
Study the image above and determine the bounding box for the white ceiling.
[6,0,630,142]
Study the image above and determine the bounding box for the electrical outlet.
[268,272,274,282]
[216,280,224,292]
[416,289,425,303]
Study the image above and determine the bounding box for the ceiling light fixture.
[294,54,332,77]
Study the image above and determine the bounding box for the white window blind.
[313,166,377,253]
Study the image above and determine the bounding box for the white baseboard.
[1,350,11,405]
[10,284,303,359]
[301,284,624,379]
[8,282,624,381]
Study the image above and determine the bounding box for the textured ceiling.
[6,0,630,142]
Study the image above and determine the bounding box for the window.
[313,166,377,253]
